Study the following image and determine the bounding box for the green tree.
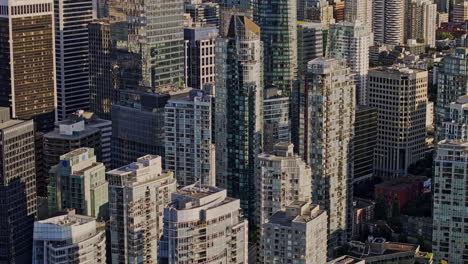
[437,32,454,40]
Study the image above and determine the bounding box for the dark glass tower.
[254,0,298,95]
[0,107,37,264]
[215,15,263,221]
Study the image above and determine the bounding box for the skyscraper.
[304,58,355,249]
[88,20,115,120]
[293,21,323,153]
[328,22,371,105]
[344,0,373,25]
[42,118,103,196]
[263,87,290,152]
[0,107,36,263]
[48,148,108,219]
[32,212,106,264]
[440,95,468,141]
[369,66,427,179]
[406,0,436,47]
[332,0,345,22]
[57,110,112,167]
[256,143,312,227]
[107,155,176,263]
[161,185,248,263]
[304,0,336,29]
[0,0,56,132]
[373,0,404,45]
[184,26,218,90]
[260,202,328,264]
[353,106,378,184]
[436,48,468,140]
[184,1,220,26]
[54,0,95,120]
[111,90,169,169]
[215,15,263,221]
[453,0,468,23]
[255,0,298,94]
[296,22,323,77]
[432,140,468,264]
[108,0,185,88]
[165,90,215,186]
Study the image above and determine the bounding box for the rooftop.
[0,119,27,130]
[60,148,91,160]
[328,255,365,264]
[370,65,426,75]
[45,126,100,140]
[437,139,468,147]
[38,213,94,227]
[176,184,224,199]
[268,202,324,226]
[354,198,375,209]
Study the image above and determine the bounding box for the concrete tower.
[304,58,355,249]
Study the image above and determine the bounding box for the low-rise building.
[375,176,429,209]
[352,198,375,239]
[349,238,421,264]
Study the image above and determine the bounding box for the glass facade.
[0,3,56,132]
[254,0,298,94]
[108,0,185,88]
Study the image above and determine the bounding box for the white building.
[369,66,427,179]
[260,202,328,264]
[441,95,468,141]
[344,0,373,26]
[373,0,404,45]
[328,22,371,105]
[426,101,434,131]
[256,143,312,227]
[406,0,436,47]
[304,58,355,248]
[107,155,176,264]
[33,211,106,264]
[161,185,248,264]
[432,140,468,264]
[55,0,96,120]
[165,90,215,186]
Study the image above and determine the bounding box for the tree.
[437,32,454,40]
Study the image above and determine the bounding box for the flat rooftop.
[39,214,94,227]
[0,119,28,130]
[177,184,224,199]
[61,148,90,159]
[45,126,100,140]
